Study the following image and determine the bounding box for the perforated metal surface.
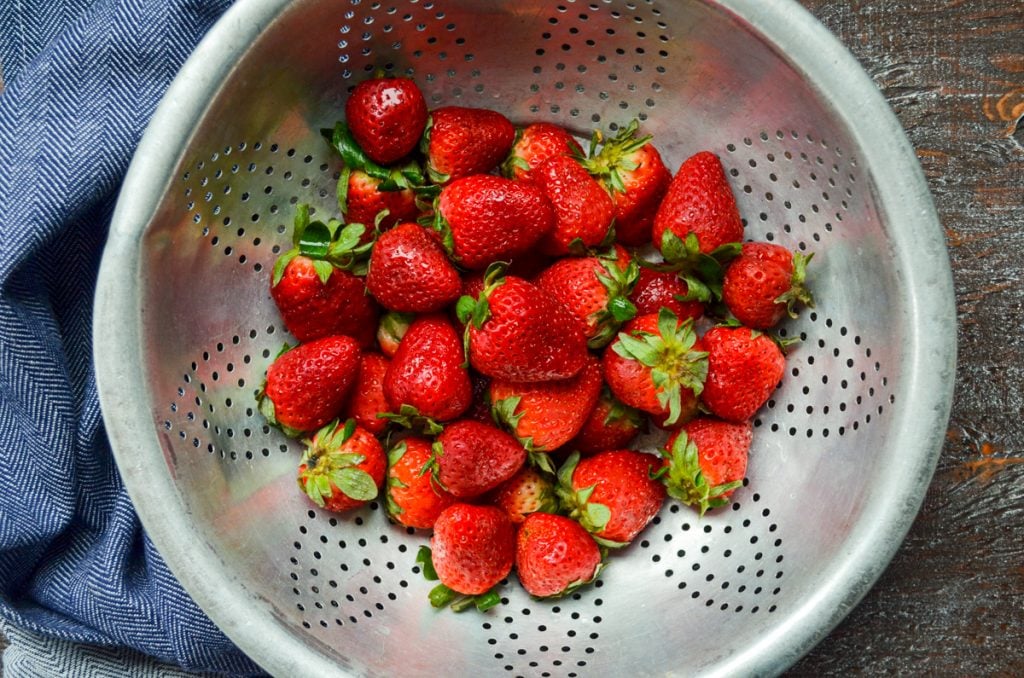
[96,0,954,676]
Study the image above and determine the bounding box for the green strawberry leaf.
[311,259,334,285]
[612,331,661,366]
[417,545,439,581]
[292,203,311,247]
[455,295,478,326]
[270,249,299,287]
[327,121,390,180]
[331,467,378,501]
[429,583,458,608]
[607,296,637,323]
[336,165,351,215]
[528,451,557,477]
[387,440,408,466]
[492,396,524,432]
[471,590,502,612]
[298,220,333,259]
[583,502,611,533]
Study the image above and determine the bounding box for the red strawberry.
[423,106,515,184]
[662,418,752,515]
[557,450,666,546]
[434,175,554,270]
[502,122,583,183]
[297,419,386,512]
[385,437,457,529]
[722,243,814,329]
[516,513,603,598]
[257,335,361,436]
[567,387,646,455]
[345,76,427,165]
[463,372,493,425]
[489,466,559,525]
[535,244,639,348]
[341,169,420,234]
[430,420,527,499]
[629,266,704,325]
[376,311,412,358]
[458,270,589,382]
[490,354,603,452]
[652,150,743,255]
[602,308,708,427]
[342,352,390,435]
[428,503,516,597]
[701,324,786,422]
[535,154,615,256]
[366,222,462,312]
[383,314,471,423]
[579,121,671,246]
[270,206,377,346]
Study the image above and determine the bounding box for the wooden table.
[790,1,1024,674]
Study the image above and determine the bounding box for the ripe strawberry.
[297,419,386,512]
[342,352,390,435]
[430,420,527,499]
[341,169,420,234]
[701,324,786,423]
[345,76,427,165]
[423,106,515,184]
[629,266,704,325]
[502,122,583,183]
[490,354,603,452]
[652,150,743,255]
[383,314,471,423]
[567,387,646,455]
[366,222,462,312]
[579,120,671,246]
[661,418,752,515]
[429,503,516,597]
[434,175,554,270]
[722,242,814,329]
[535,154,615,256]
[557,450,666,546]
[489,466,559,524]
[385,437,457,529]
[257,335,361,436]
[458,270,589,382]
[535,244,639,348]
[602,308,708,427]
[376,311,412,358]
[270,206,377,346]
[516,512,603,598]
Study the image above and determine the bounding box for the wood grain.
[790,1,1024,675]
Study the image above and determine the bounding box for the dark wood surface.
[790,1,1024,675]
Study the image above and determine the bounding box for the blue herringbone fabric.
[0,0,264,674]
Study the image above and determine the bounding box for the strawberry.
[270,205,377,346]
[722,242,814,329]
[257,335,361,436]
[434,175,554,270]
[430,420,527,499]
[342,352,390,435]
[515,512,603,598]
[701,324,786,423]
[463,372,493,425]
[490,354,603,452]
[602,308,708,427]
[557,450,666,547]
[652,150,743,256]
[366,222,462,312]
[535,244,639,348]
[383,314,471,423]
[567,386,646,455]
[341,169,420,234]
[502,122,583,183]
[629,266,704,325]
[489,466,559,525]
[579,120,671,246]
[345,76,427,165]
[297,419,386,512]
[458,268,589,382]
[423,106,515,184]
[427,503,516,601]
[376,311,412,358]
[385,437,457,529]
[535,154,615,256]
[661,418,752,515]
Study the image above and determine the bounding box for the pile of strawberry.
[255,76,814,611]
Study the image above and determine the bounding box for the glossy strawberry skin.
[674,418,752,494]
[297,423,386,512]
[383,314,471,422]
[425,106,516,183]
[722,242,802,329]
[652,151,743,255]
[607,143,671,246]
[386,437,457,530]
[342,352,391,435]
[504,122,583,183]
[489,466,559,525]
[366,223,462,312]
[434,420,527,499]
[430,503,516,595]
[516,512,602,598]
[535,154,615,256]
[436,175,555,270]
[569,450,666,544]
[701,325,786,422]
[346,76,427,165]
[344,170,420,234]
[270,256,379,346]
[261,336,361,434]
[568,388,646,455]
[629,267,704,324]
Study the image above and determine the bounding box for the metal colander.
[93,0,956,675]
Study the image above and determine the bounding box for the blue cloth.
[0,0,262,674]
